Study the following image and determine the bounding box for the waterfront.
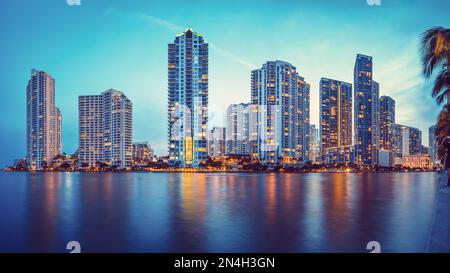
[0,172,440,252]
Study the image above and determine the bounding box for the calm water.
[0,171,440,253]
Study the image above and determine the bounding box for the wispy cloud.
[135,13,256,69]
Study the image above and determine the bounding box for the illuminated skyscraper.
[354,54,378,167]
[78,89,132,169]
[26,69,62,170]
[319,78,352,159]
[168,28,208,167]
[379,96,395,151]
[251,60,310,165]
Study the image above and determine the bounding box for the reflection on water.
[0,172,439,252]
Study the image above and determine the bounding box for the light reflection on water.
[0,172,439,252]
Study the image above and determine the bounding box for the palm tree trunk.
[448,93,450,186]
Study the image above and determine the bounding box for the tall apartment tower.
[26,69,62,170]
[319,78,352,159]
[225,103,258,156]
[379,96,395,151]
[354,54,378,167]
[78,89,132,169]
[251,60,310,166]
[168,28,208,167]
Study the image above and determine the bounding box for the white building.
[26,69,62,170]
[251,60,310,165]
[168,28,209,167]
[208,127,226,157]
[225,103,257,156]
[78,89,132,169]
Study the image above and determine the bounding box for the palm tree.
[420,27,450,103]
[436,105,450,185]
[420,27,450,184]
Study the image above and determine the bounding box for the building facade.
[208,127,226,158]
[168,28,209,167]
[429,125,438,166]
[308,124,320,163]
[354,54,378,167]
[132,142,154,164]
[26,69,62,170]
[325,145,355,165]
[78,89,132,169]
[379,95,395,151]
[392,124,422,160]
[251,60,310,166]
[319,78,352,159]
[225,103,257,156]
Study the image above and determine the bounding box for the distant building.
[251,60,310,165]
[168,28,208,167]
[308,124,320,163]
[208,127,226,157]
[319,78,352,160]
[392,124,422,157]
[379,96,395,151]
[325,145,355,165]
[78,89,133,169]
[354,54,379,167]
[26,69,62,170]
[132,142,154,164]
[428,125,439,166]
[225,103,257,156]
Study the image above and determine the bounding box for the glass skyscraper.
[168,28,208,167]
[379,95,396,151]
[26,69,62,170]
[354,54,379,167]
[429,125,438,165]
[319,78,352,160]
[251,60,310,166]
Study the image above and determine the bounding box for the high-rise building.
[319,78,352,159]
[26,69,62,170]
[308,124,320,163]
[379,96,395,151]
[78,89,132,169]
[392,124,422,159]
[251,60,310,165]
[225,103,258,156]
[208,127,226,158]
[132,142,154,164]
[168,28,208,167]
[354,54,378,167]
[429,125,438,165]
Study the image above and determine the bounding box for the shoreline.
[1,169,438,174]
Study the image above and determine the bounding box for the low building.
[402,154,431,169]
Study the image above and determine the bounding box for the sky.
[0,0,449,167]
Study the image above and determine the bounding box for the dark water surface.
[0,172,439,252]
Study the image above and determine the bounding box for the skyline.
[1,0,449,166]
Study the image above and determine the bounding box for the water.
[0,171,440,253]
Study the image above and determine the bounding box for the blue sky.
[0,0,449,166]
